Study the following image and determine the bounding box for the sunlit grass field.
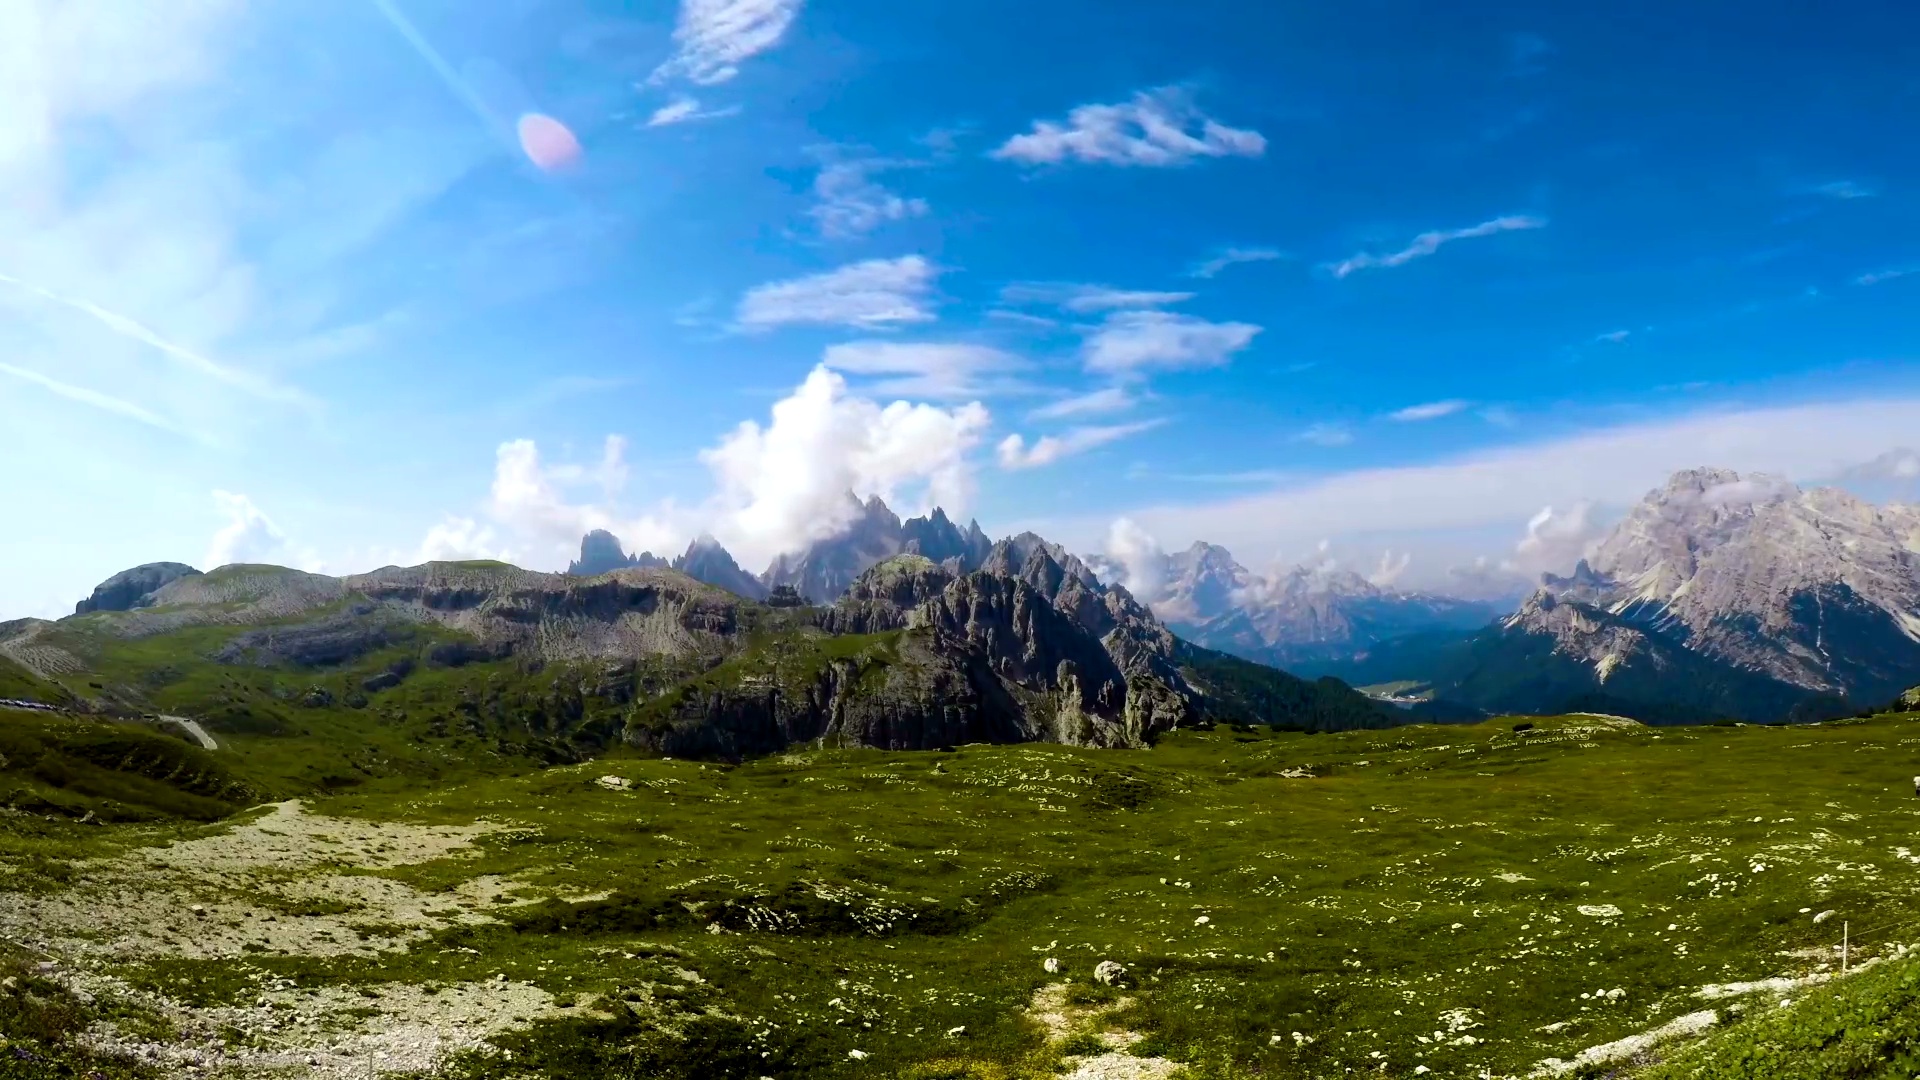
[7,707,1920,1078]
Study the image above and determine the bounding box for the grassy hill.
[5,705,1920,1078]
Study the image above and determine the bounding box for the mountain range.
[567,466,1920,725]
[2,529,1393,773]
[1309,468,1920,722]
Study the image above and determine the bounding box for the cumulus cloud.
[204,490,319,570]
[416,516,512,563]
[701,365,991,567]
[1081,310,1261,375]
[1103,517,1169,601]
[1189,247,1285,279]
[996,420,1162,470]
[1325,215,1546,278]
[991,87,1266,167]
[1698,475,1796,506]
[1505,502,1605,578]
[1389,399,1472,422]
[820,340,1024,399]
[484,438,684,566]
[809,159,928,240]
[1029,386,1138,421]
[650,0,805,86]
[735,256,940,331]
[1368,549,1413,588]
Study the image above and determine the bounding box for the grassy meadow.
[6,705,1920,1078]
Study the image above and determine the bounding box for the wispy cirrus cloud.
[649,0,805,86]
[1294,422,1354,447]
[1080,310,1262,375]
[997,420,1164,470]
[1388,399,1472,422]
[809,158,929,240]
[1029,386,1139,421]
[735,256,940,331]
[1594,329,1632,344]
[0,361,201,441]
[645,94,743,127]
[1324,215,1546,278]
[991,87,1266,168]
[1855,267,1914,287]
[820,340,1024,399]
[1189,247,1285,279]
[1812,179,1877,200]
[1000,281,1194,313]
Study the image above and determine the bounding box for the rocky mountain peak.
[674,537,767,601]
[567,530,669,577]
[75,562,204,615]
[1566,466,1920,698]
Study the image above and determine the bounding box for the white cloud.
[735,256,940,331]
[1002,282,1194,313]
[1368,549,1413,588]
[1295,422,1354,447]
[650,0,804,86]
[205,490,312,569]
[1855,268,1914,287]
[1813,180,1875,200]
[809,159,928,240]
[1389,399,1472,422]
[645,94,742,127]
[1103,517,1168,601]
[820,340,1023,399]
[1189,247,1284,279]
[1041,394,1920,593]
[1029,386,1138,421]
[1081,310,1261,375]
[702,365,991,568]
[1325,215,1546,278]
[991,87,1266,168]
[416,517,512,563]
[0,360,200,440]
[996,420,1162,470]
[484,437,685,567]
[1505,502,1603,577]
[1594,329,1632,344]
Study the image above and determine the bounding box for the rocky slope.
[73,562,203,614]
[1552,468,1920,702]
[11,546,1392,765]
[1314,468,1919,723]
[565,530,668,576]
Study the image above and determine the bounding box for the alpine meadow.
[6,1,1920,1078]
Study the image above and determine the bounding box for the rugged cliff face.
[1556,468,1920,701]
[73,562,205,615]
[15,548,1391,764]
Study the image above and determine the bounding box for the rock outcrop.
[567,530,669,577]
[75,563,203,615]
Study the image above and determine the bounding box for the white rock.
[1042,957,1060,974]
[597,776,632,791]
[1093,960,1127,987]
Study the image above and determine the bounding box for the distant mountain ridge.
[565,494,996,606]
[1313,467,1920,723]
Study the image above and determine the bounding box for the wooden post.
[1843,921,1849,974]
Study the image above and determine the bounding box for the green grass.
[1634,951,1920,1079]
[9,680,1920,1077]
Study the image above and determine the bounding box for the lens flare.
[517,113,582,173]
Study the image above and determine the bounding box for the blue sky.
[4,0,1920,618]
